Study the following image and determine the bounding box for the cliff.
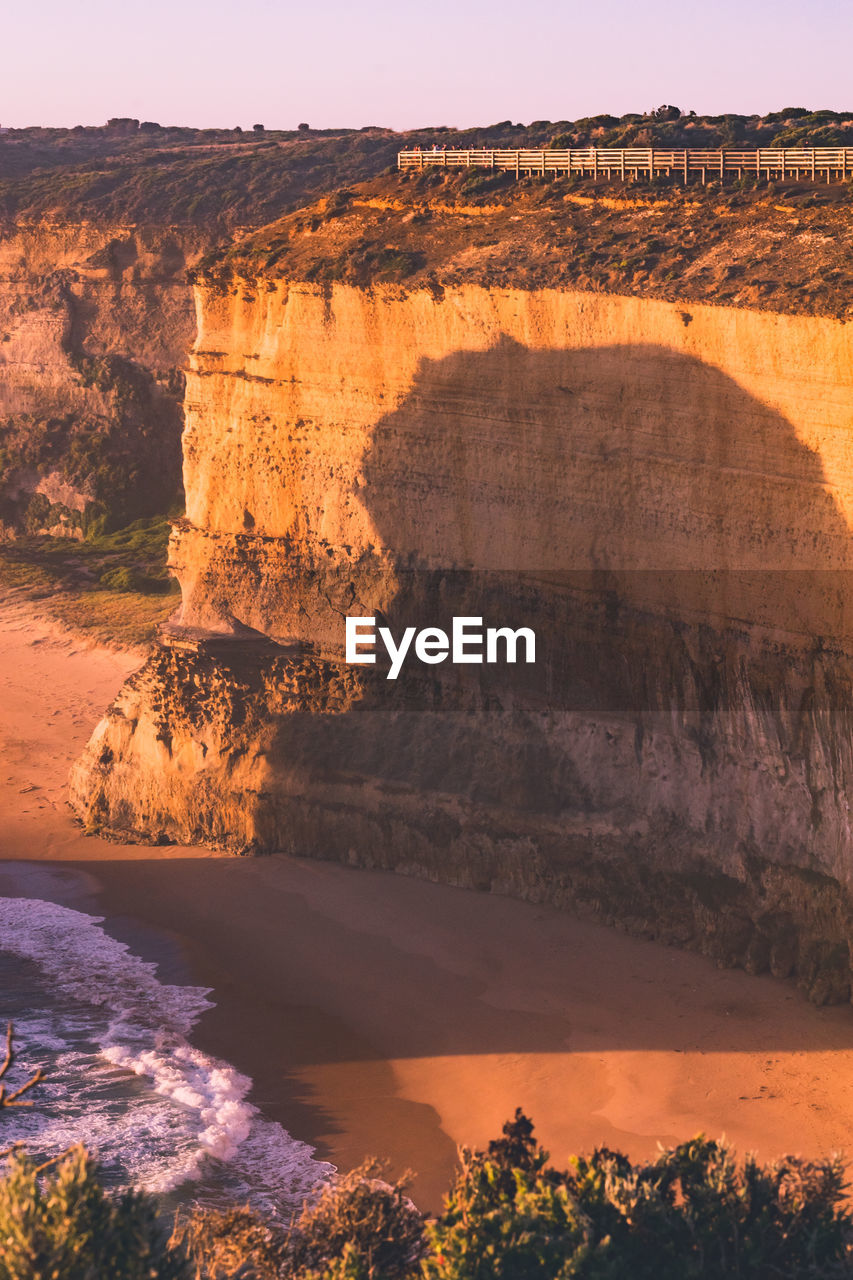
[70,270,853,1004]
[0,127,399,538]
[4,121,851,538]
[0,222,203,536]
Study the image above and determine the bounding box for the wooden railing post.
[396,146,846,187]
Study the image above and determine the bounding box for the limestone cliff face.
[71,280,853,1002]
[0,223,204,534]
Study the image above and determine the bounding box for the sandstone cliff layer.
[0,223,208,535]
[71,280,853,1003]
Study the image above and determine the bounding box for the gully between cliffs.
[70,281,853,1004]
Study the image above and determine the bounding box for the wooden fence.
[398,147,853,184]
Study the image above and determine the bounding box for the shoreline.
[4,602,853,1213]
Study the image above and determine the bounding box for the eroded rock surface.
[71,281,853,1002]
[0,223,205,534]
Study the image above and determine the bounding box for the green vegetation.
[0,352,184,538]
[290,1161,426,1278]
[547,106,853,151]
[5,1111,851,1279]
[0,516,179,647]
[169,1111,853,1278]
[2,109,851,228]
[0,1148,187,1280]
[210,159,853,326]
[0,1023,183,1276]
[302,242,426,285]
[423,1112,853,1278]
[1,514,175,586]
[0,126,400,227]
[4,1032,853,1280]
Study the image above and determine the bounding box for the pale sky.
[4,0,851,131]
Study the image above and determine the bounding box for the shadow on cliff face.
[243,337,853,1007]
[333,334,853,712]
[72,333,853,1012]
[359,335,852,589]
[265,335,853,733]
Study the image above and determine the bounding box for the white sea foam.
[0,896,212,1035]
[0,897,332,1211]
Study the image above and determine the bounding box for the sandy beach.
[3,599,853,1211]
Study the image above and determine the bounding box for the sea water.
[0,897,333,1216]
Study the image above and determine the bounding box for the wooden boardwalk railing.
[398,147,853,184]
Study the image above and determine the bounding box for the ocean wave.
[0,897,332,1211]
[0,896,212,1036]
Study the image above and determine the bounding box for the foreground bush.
[175,1111,853,1278]
[0,1146,187,1280]
[172,1203,287,1279]
[287,1160,426,1279]
[176,1161,424,1280]
[425,1112,853,1278]
[3,1029,852,1280]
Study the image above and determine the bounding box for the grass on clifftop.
[0,516,178,649]
[201,165,853,321]
[3,107,853,228]
[0,127,400,228]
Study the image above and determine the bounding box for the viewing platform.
[398,146,853,184]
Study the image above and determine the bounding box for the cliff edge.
[69,225,853,1003]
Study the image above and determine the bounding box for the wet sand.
[3,599,853,1211]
